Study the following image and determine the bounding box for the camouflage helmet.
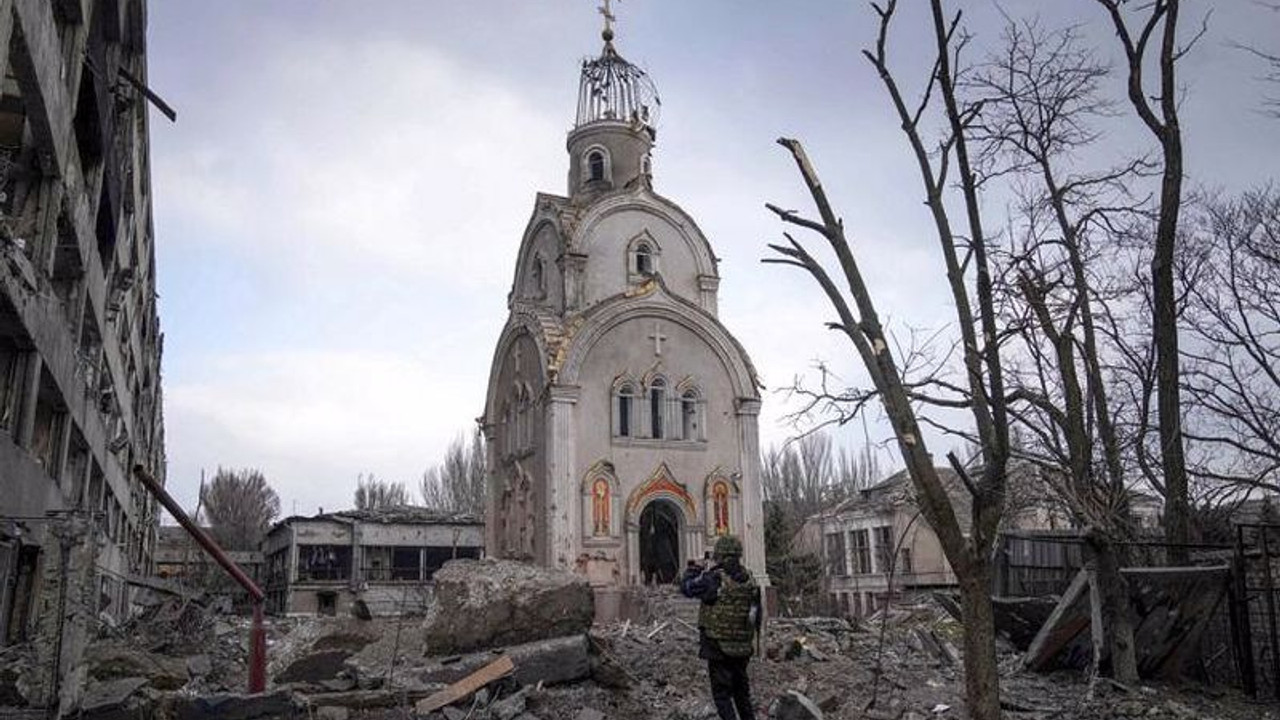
[713,534,743,558]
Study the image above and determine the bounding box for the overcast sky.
[145,1,1280,518]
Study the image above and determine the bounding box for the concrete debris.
[769,690,824,720]
[423,559,594,654]
[78,676,150,720]
[164,689,302,720]
[61,582,1268,720]
[187,654,213,678]
[84,643,190,690]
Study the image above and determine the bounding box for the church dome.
[575,36,661,134]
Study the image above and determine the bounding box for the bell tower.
[566,1,660,200]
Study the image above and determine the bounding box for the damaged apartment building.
[0,0,166,708]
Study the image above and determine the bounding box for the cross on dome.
[598,0,616,42]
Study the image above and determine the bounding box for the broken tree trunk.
[1088,537,1138,683]
[959,567,1000,719]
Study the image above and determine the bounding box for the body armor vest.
[698,568,758,658]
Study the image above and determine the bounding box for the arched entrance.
[638,499,681,585]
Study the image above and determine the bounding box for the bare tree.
[1093,0,1201,558]
[967,17,1152,682]
[761,431,878,549]
[200,467,280,551]
[1182,188,1280,494]
[353,474,410,510]
[421,430,487,517]
[764,1,1012,715]
[1232,1,1280,116]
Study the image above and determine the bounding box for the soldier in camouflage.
[680,534,762,720]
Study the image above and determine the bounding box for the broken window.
[64,426,89,505]
[614,383,634,438]
[0,44,49,266]
[4,546,39,644]
[317,591,336,616]
[587,150,605,182]
[31,367,68,475]
[850,529,871,574]
[873,525,893,574]
[0,339,24,435]
[824,532,847,577]
[423,545,481,581]
[635,242,653,275]
[648,376,665,439]
[361,545,422,582]
[297,544,351,581]
[680,389,702,441]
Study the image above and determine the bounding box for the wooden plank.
[1023,567,1090,671]
[414,655,514,714]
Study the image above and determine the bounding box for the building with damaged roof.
[262,506,484,617]
[817,464,1078,618]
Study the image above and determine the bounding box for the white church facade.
[482,20,765,588]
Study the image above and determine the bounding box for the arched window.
[681,389,700,441]
[635,242,653,275]
[501,401,513,456]
[649,377,666,439]
[531,256,545,296]
[616,383,635,438]
[588,150,605,182]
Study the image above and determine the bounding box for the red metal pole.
[132,465,267,692]
[250,603,266,693]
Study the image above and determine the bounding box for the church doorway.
[638,500,681,585]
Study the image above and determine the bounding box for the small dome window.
[635,242,653,275]
[588,151,606,182]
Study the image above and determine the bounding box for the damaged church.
[482,16,766,596]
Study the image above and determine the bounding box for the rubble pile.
[43,564,1274,720]
[423,559,595,654]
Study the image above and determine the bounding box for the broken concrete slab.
[490,687,529,720]
[423,559,593,654]
[166,689,302,720]
[770,690,825,720]
[78,677,149,720]
[393,634,591,692]
[85,644,190,691]
[186,655,213,678]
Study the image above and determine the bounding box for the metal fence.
[1234,523,1280,700]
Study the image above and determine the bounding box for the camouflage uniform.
[681,535,760,720]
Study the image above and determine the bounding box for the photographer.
[680,535,761,720]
